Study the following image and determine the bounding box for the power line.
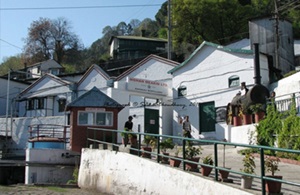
[0,4,162,11]
[0,39,23,50]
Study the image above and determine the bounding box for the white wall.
[0,78,28,117]
[25,148,79,184]
[78,149,253,195]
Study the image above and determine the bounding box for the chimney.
[141,29,146,37]
[253,43,261,85]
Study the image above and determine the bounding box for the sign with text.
[126,77,168,95]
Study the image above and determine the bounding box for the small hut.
[66,87,124,152]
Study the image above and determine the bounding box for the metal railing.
[28,124,69,143]
[86,127,300,195]
[272,92,300,114]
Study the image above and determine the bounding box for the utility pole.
[5,70,10,142]
[167,0,172,60]
[274,0,280,69]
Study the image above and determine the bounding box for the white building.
[168,41,269,140]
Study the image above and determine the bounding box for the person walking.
[124,116,133,147]
[183,116,192,138]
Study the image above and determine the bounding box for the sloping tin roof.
[168,41,253,74]
[66,87,123,109]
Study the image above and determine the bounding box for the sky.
[0,0,167,63]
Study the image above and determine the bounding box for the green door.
[199,101,216,133]
[144,109,159,134]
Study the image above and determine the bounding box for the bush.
[256,103,282,147]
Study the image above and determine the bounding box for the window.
[50,69,59,75]
[58,99,66,112]
[178,86,187,97]
[27,99,35,110]
[37,98,45,109]
[228,76,240,88]
[78,111,113,126]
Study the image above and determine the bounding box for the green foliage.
[249,103,264,113]
[160,138,175,152]
[256,104,282,147]
[0,56,25,76]
[143,135,156,148]
[278,99,300,150]
[185,145,202,159]
[172,0,259,46]
[202,155,213,165]
[67,166,79,184]
[61,63,77,74]
[265,156,280,176]
[241,153,256,174]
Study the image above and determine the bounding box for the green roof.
[109,35,167,45]
[168,41,253,74]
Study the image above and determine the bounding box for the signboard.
[126,77,168,95]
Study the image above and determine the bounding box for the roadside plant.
[241,153,256,174]
[185,145,202,159]
[265,156,280,176]
[202,155,213,165]
[160,138,175,153]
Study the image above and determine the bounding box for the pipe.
[253,43,261,85]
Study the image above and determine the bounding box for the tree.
[24,17,82,64]
[0,56,25,76]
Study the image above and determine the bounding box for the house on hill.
[10,59,64,81]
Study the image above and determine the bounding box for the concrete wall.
[25,148,79,184]
[78,149,253,195]
[226,124,257,145]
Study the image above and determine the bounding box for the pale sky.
[0,0,166,63]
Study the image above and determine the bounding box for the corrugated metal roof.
[67,87,123,109]
[168,41,253,74]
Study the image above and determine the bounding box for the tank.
[28,137,65,149]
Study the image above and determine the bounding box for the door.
[199,101,216,133]
[144,109,159,134]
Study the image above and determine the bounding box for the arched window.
[178,85,187,97]
[228,76,240,88]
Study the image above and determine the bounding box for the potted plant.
[219,140,231,180]
[142,135,156,158]
[128,131,137,146]
[240,153,256,189]
[242,106,253,125]
[264,156,282,194]
[201,155,214,176]
[233,107,243,126]
[169,144,182,167]
[160,138,175,163]
[185,145,202,171]
[249,103,265,123]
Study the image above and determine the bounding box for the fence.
[86,127,300,195]
[28,124,70,143]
